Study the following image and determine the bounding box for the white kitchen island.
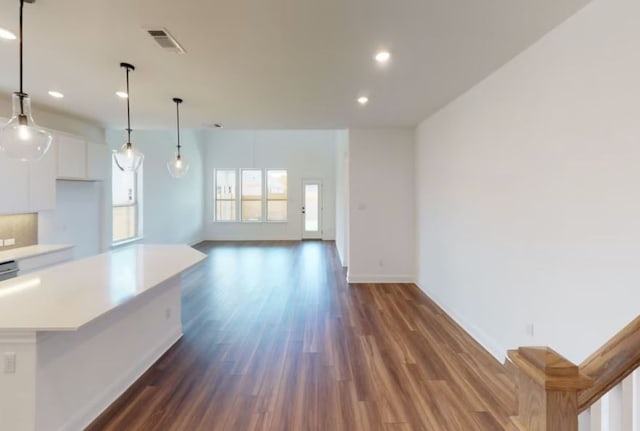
[0,245,206,431]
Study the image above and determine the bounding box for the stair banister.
[577,316,640,413]
[509,316,640,431]
[508,347,592,431]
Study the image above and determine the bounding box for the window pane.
[267,201,287,222]
[216,201,236,222]
[241,169,262,222]
[113,206,137,242]
[216,170,236,199]
[112,157,141,243]
[242,201,262,222]
[267,170,287,200]
[242,170,262,200]
[112,162,136,205]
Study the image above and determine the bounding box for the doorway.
[302,180,322,239]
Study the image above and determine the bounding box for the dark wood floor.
[88,241,515,430]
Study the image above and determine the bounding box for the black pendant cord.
[125,67,132,144]
[18,0,25,116]
[173,98,183,159]
[176,101,181,158]
[119,63,135,147]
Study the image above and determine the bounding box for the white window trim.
[266,168,288,223]
[112,161,143,245]
[212,168,289,224]
[240,168,264,223]
[213,168,239,222]
[111,236,144,248]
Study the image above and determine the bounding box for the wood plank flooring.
[87,241,516,430]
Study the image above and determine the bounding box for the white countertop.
[0,244,74,263]
[0,245,206,332]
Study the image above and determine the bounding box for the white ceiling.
[0,0,591,130]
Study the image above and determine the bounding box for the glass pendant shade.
[113,141,143,172]
[0,93,52,162]
[167,154,189,178]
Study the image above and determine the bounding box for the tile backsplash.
[0,213,37,250]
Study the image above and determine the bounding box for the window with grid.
[112,160,141,243]
[215,169,237,221]
[241,169,263,222]
[266,170,287,222]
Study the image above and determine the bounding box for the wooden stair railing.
[507,315,640,431]
[508,347,592,431]
[577,316,640,413]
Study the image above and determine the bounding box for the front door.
[302,180,322,239]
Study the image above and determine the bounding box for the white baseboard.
[60,330,183,431]
[415,282,507,363]
[347,273,415,284]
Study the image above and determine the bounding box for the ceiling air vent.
[146,28,185,54]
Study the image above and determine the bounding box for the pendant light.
[113,62,143,172]
[0,0,52,161]
[167,97,189,178]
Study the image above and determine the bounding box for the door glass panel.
[304,184,319,232]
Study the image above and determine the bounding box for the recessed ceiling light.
[375,51,391,64]
[48,91,64,99]
[357,96,369,105]
[116,91,128,99]
[0,28,17,40]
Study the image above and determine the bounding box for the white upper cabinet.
[0,117,55,213]
[56,134,87,180]
[0,116,29,214]
[28,139,56,211]
[56,133,109,181]
[0,126,108,215]
[0,153,30,214]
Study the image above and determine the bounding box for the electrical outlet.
[4,352,16,374]
[4,238,15,246]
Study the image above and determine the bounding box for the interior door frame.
[301,178,323,239]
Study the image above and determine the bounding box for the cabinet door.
[29,139,56,211]
[87,142,110,181]
[0,154,30,214]
[56,134,87,179]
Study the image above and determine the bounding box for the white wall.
[335,130,349,266]
[106,129,205,246]
[348,128,415,283]
[204,129,337,241]
[416,0,640,363]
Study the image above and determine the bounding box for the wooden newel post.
[508,347,592,431]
